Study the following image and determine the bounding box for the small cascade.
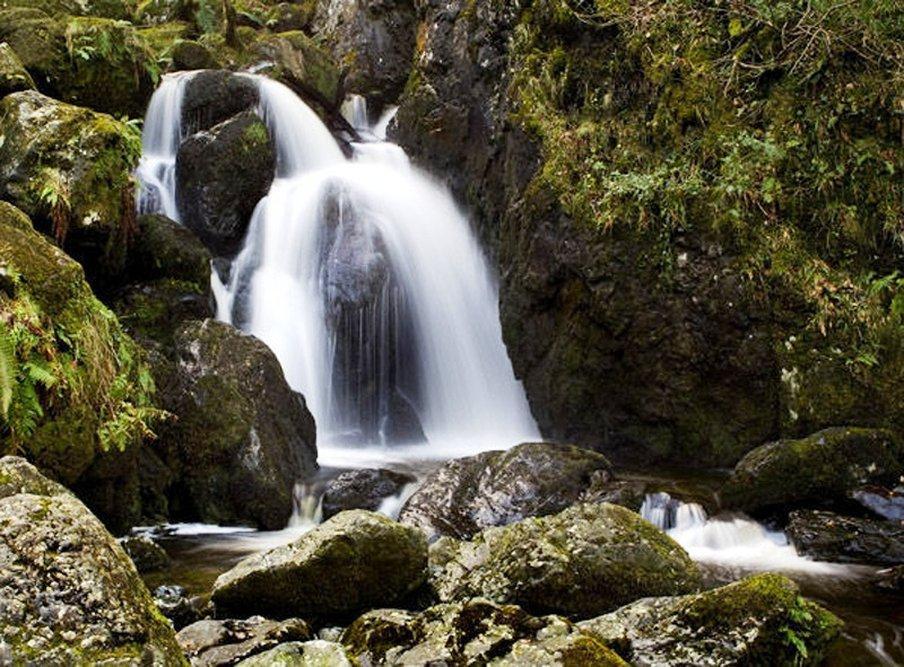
[290,481,324,528]
[135,71,196,220]
[641,492,852,574]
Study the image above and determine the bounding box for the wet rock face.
[313,0,416,109]
[177,616,311,666]
[722,427,903,515]
[787,510,904,566]
[0,456,185,665]
[176,111,275,257]
[429,502,701,618]
[154,319,317,530]
[321,468,416,519]
[398,442,614,541]
[180,70,259,135]
[579,573,843,667]
[211,510,427,621]
[342,599,627,666]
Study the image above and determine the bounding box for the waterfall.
[135,71,196,220]
[139,75,539,464]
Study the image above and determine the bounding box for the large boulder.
[236,640,353,666]
[429,503,701,618]
[177,616,311,666]
[176,111,275,256]
[312,0,416,109]
[321,467,415,520]
[786,510,904,565]
[128,213,213,287]
[398,442,613,541]
[180,70,259,135]
[212,510,427,620]
[579,573,843,666]
[0,42,35,97]
[154,319,317,529]
[722,427,903,514]
[0,90,141,279]
[342,599,627,666]
[0,203,161,525]
[0,456,185,664]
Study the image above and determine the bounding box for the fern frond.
[0,321,16,418]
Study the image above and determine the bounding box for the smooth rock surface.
[177,616,311,667]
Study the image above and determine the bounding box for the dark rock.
[113,279,212,351]
[119,534,170,573]
[176,111,275,257]
[851,485,904,521]
[0,456,185,664]
[154,319,317,530]
[177,617,311,666]
[129,213,213,287]
[211,510,427,621]
[312,0,416,109]
[154,585,211,631]
[321,468,416,520]
[579,573,842,666]
[429,503,701,618]
[722,427,903,515]
[343,599,626,666]
[172,40,217,71]
[398,442,613,541]
[0,42,35,97]
[874,566,904,594]
[786,510,904,565]
[180,70,259,135]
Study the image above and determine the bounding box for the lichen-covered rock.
[0,42,35,96]
[177,616,312,666]
[312,0,415,109]
[153,585,210,631]
[236,640,353,666]
[176,111,275,256]
[0,456,186,664]
[430,503,701,618]
[252,31,341,111]
[0,90,142,278]
[579,573,843,666]
[0,204,161,499]
[399,442,613,541]
[180,70,259,135]
[787,510,904,565]
[119,534,170,572]
[321,467,415,520]
[212,510,427,620]
[722,427,903,514]
[153,319,317,529]
[341,598,627,666]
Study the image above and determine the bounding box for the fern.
[0,321,15,418]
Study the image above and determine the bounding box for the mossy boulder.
[579,573,843,666]
[1,0,132,20]
[0,456,186,664]
[0,9,67,92]
[0,204,161,494]
[429,503,701,618]
[153,319,317,529]
[252,31,341,110]
[177,617,312,666]
[0,90,142,280]
[342,598,628,666]
[398,442,614,541]
[236,640,353,667]
[722,427,903,514]
[176,110,275,256]
[171,39,217,70]
[128,213,213,287]
[787,509,904,565]
[0,42,36,97]
[118,534,170,573]
[212,510,427,621]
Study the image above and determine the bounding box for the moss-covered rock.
[0,456,186,664]
[1,0,132,20]
[0,204,162,492]
[398,442,614,541]
[0,42,36,97]
[177,616,312,665]
[430,502,701,618]
[579,573,843,666]
[114,280,211,352]
[0,90,142,280]
[236,640,353,666]
[212,510,427,621]
[176,110,275,256]
[722,427,903,514]
[119,533,171,572]
[252,31,341,110]
[128,213,213,287]
[171,38,217,70]
[153,319,317,529]
[342,598,628,666]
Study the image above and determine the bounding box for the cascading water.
[140,74,539,464]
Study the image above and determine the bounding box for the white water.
[640,492,854,575]
[218,78,538,461]
[135,71,196,220]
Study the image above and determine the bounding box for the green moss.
[0,206,165,485]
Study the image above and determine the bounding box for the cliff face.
[393,0,903,465]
